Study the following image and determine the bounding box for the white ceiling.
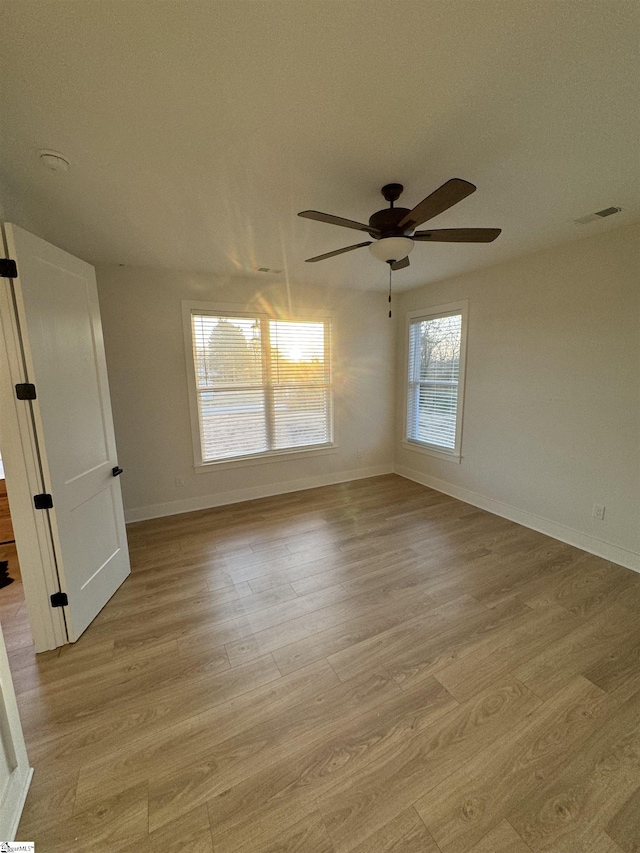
[1,1,638,292]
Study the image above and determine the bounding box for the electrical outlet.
[175,476,185,487]
[592,503,606,521]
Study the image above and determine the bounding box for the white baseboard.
[1,765,33,841]
[394,465,640,573]
[125,465,394,523]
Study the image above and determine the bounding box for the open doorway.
[0,245,68,657]
[0,222,131,660]
[0,449,36,672]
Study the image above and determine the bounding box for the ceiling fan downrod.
[381,183,404,209]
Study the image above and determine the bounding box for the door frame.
[0,619,33,840]
[0,232,67,652]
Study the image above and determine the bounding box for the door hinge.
[0,258,18,279]
[15,382,37,400]
[33,493,53,510]
[50,591,68,608]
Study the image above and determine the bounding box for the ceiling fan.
[299,179,501,270]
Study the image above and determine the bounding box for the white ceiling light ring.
[369,236,414,264]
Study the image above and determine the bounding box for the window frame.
[403,300,469,463]
[182,301,335,470]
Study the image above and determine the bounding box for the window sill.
[401,440,461,464]
[195,444,339,472]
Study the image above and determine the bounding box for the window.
[186,308,332,464]
[406,302,468,460]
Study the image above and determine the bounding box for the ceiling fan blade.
[398,179,477,230]
[391,256,410,271]
[299,210,380,237]
[413,228,502,243]
[305,241,372,263]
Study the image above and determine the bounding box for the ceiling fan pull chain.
[388,264,392,318]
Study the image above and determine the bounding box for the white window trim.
[403,300,469,463]
[193,443,340,473]
[182,301,336,469]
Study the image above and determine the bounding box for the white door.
[3,224,130,641]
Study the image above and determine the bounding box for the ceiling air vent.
[595,207,622,218]
[575,206,622,225]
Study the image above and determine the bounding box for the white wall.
[395,223,640,570]
[96,267,395,521]
[97,226,639,569]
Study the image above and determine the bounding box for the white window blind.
[190,313,332,462]
[407,311,463,452]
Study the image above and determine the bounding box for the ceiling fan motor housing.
[368,207,413,237]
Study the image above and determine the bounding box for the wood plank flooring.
[0,478,16,544]
[2,474,640,852]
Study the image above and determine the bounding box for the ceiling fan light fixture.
[369,236,414,264]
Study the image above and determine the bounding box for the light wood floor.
[0,478,16,543]
[3,474,640,852]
